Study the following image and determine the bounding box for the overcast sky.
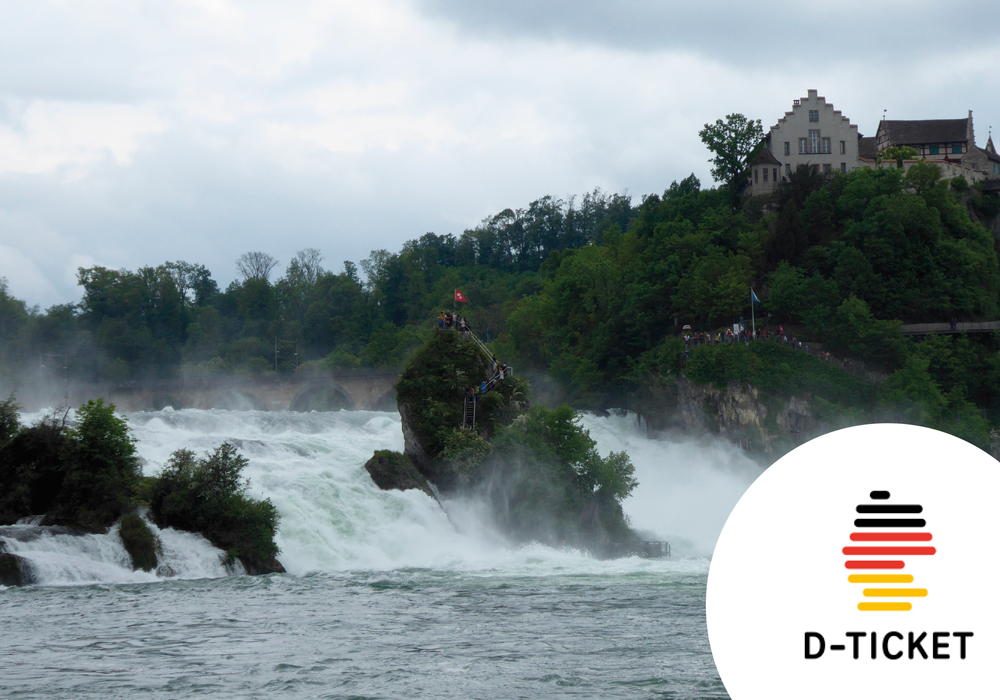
[2,0,999,308]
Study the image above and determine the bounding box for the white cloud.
[0,0,998,308]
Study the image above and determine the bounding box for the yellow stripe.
[848,575,914,583]
[862,588,928,597]
[859,602,912,611]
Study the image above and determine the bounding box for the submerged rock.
[0,552,33,586]
[364,450,436,500]
[241,556,286,575]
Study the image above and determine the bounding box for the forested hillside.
[3,163,1000,446]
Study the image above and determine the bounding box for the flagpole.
[751,289,756,340]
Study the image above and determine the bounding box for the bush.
[150,443,280,570]
[118,513,160,572]
[685,341,875,410]
[0,414,69,523]
[47,400,141,531]
[0,393,18,447]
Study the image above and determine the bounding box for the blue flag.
[751,289,761,304]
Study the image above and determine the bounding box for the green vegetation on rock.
[118,513,160,572]
[391,330,637,549]
[149,443,282,573]
[0,398,283,574]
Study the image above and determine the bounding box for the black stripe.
[869,490,890,500]
[856,505,922,514]
[855,518,926,527]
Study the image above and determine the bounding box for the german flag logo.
[843,490,935,611]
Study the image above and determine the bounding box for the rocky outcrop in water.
[242,557,286,575]
[396,401,437,481]
[0,541,34,586]
[118,514,159,572]
[364,450,436,500]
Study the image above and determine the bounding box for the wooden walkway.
[899,321,1000,335]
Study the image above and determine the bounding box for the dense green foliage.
[396,329,529,461]
[3,140,1000,448]
[0,401,281,569]
[0,190,634,386]
[51,399,142,530]
[483,405,637,544]
[0,394,18,447]
[0,399,141,530]
[685,342,873,405]
[396,330,637,547]
[149,443,280,571]
[118,513,160,572]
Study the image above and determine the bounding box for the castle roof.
[858,136,878,160]
[751,148,781,166]
[878,118,969,145]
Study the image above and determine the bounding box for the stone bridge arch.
[207,390,269,411]
[289,381,356,412]
[370,388,398,412]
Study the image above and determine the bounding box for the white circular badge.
[706,423,1000,699]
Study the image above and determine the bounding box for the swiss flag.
[455,289,468,303]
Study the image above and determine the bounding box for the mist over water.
[10,407,761,579]
[581,411,763,557]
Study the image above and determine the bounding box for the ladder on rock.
[463,395,476,430]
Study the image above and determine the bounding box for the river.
[0,409,761,699]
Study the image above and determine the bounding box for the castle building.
[747,91,999,196]
[747,89,861,196]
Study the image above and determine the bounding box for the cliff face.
[638,377,819,453]
[397,399,436,480]
[681,377,816,450]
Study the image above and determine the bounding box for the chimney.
[968,110,975,147]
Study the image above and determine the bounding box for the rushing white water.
[0,518,236,586]
[2,408,758,698]
[8,407,762,585]
[581,411,763,557]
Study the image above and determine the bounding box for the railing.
[899,321,1000,335]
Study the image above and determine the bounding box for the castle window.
[823,164,832,174]
[809,130,820,154]
[754,168,759,183]
[784,142,790,156]
[786,164,791,176]
[929,146,939,155]
[840,140,846,154]
[841,163,847,173]
[773,168,778,182]
[809,110,819,122]
[953,145,962,154]
[763,168,768,182]
[822,137,831,154]
[799,138,807,154]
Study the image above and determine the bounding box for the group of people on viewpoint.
[682,320,838,362]
[438,311,469,332]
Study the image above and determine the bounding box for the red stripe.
[845,560,905,569]
[850,532,932,541]
[843,546,935,555]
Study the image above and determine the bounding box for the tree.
[236,252,279,282]
[286,248,324,286]
[699,113,764,190]
[162,261,216,305]
[50,399,141,529]
[878,146,919,169]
